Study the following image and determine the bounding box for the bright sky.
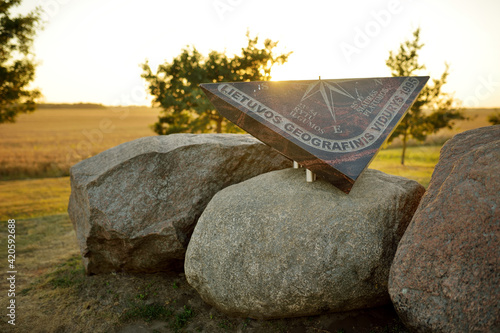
[14,0,500,107]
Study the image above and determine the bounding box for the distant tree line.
[37,103,107,109]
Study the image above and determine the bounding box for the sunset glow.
[15,0,500,107]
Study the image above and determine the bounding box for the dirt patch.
[2,255,408,333]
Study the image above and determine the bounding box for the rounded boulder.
[185,168,425,319]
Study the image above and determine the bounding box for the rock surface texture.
[68,134,291,274]
[185,168,425,319]
[389,125,500,333]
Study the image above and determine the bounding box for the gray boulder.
[389,126,500,333]
[68,134,291,274]
[185,168,425,319]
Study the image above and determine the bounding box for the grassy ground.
[0,151,430,332]
[371,146,441,188]
[0,177,71,221]
[0,145,438,332]
[0,182,408,332]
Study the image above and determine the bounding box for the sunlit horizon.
[13,0,500,108]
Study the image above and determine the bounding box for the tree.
[386,28,465,165]
[487,110,500,125]
[141,32,291,134]
[1,0,42,123]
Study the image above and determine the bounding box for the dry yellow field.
[388,107,497,147]
[441,108,497,132]
[0,106,495,181]
[0,106,160,180]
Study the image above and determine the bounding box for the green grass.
[0,214,79,291]
[371,145,441,188]
[0,177,71,221]
[218,319,234,330]
[122,303,173,323]
[171,305,195,332]
[46,255,86,289]
[6,214,74,251]
[121,304,195,331]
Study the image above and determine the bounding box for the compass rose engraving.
[300,79,355,122]
[200,76,429,193]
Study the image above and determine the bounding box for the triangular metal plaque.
[201,76,429,193]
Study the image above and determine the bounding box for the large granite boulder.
[68,134,290,274]
[389,126,500,332]
[185,168,425,319]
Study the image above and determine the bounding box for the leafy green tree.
[487,110,500,125]
[141,32,291,134]
[386,28,465,165]
[1,0,42,123]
